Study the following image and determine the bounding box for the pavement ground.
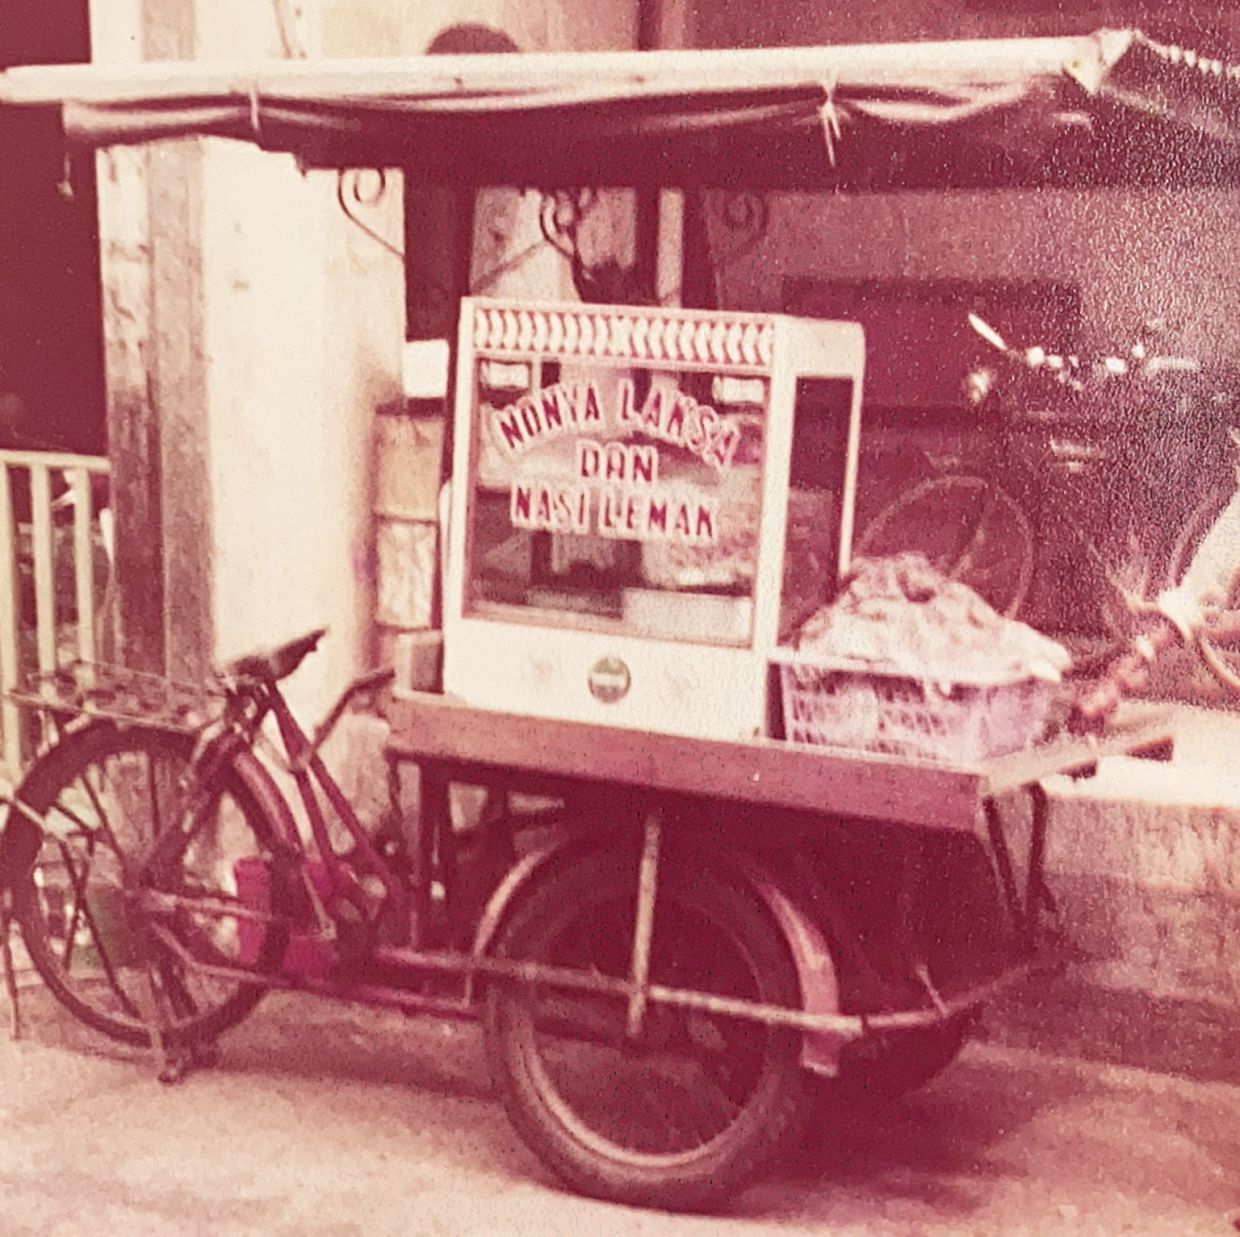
[0,985,1235,1237]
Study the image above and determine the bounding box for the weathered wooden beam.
[385,691,985,830]
[0,32,1116,107]
[96,142,166,675]
[95,0,214,678]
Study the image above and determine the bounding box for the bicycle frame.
[140,670,411,951]
[893,392,1233,632]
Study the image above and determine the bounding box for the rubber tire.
[12,721,288,1048]
[857,475,1034,618]
[484,851,804,1212]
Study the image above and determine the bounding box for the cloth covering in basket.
[783,554,1069,763]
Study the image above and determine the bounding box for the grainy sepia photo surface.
[0,2,1236,1233]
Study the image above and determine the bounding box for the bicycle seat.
[223,628,327,682]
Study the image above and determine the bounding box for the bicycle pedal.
[157,1051,194,1085]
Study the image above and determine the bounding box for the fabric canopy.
[4,28,1240,190]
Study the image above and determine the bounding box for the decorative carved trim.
[470,300,776,371]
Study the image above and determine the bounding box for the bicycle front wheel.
[12,721,289,1047]
[485,851,804,1212]
[857,475,1034,618]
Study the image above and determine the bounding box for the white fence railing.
[0,449,113,775]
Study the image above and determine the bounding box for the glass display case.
[443,298,865,740]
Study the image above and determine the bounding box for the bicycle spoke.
[148,756,165,840]
[77,765,131,878]
[158,953,201,1021]
[51,841,145,1022]
[41,796,104,841]
[56,836,96,971]
[946,490,996,578]
[17,724,282,1049]
[85,920,146,1023]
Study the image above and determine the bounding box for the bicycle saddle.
[223,627,327,682]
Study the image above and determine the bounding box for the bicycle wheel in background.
[12,721,289,1047]
[1165,484,1240,694]
[856,475,1034,618]
[484,851,804,1212]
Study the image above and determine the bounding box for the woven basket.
[779,660,1054,764]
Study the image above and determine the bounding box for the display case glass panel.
[465,356,768,647]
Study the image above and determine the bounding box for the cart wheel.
[484,851,804,1212]
[808,1010,975,1118]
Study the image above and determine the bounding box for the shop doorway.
[0,1,111,773]
[0,0,105,456]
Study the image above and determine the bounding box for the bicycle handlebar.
[966,312,1203,397]
[309,665,396,753]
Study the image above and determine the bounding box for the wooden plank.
[387,695,1182,830]
[385,693,983,830]
[29,464,56,673]
[0,34,1110,106]
[70,467,96,664]
[980,706,1178,797]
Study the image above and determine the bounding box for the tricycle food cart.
[0,626,1179,1211]
[0,26,1237,1213]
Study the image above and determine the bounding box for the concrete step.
[1036,703,1240,1012]
[984,971,1239,1088]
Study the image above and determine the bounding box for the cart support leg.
[626,812,662,1039]
[983,798,1023,936]
[1024,783,1055,946]
[143,961,187,1085]
[413,768,449,948]
[986,789,1058,951]
[1,888,20,1039]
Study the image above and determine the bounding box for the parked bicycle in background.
[858,311,1240,681]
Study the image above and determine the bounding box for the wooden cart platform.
[384,692,1177,831]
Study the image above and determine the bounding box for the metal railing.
[0,449,113,775]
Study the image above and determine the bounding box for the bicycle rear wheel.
[12,721,289,1047]
[857,475,1034,618]
[1165,484,1240,694]
[485,851,804,1211]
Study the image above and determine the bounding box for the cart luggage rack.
[4,662,223,733]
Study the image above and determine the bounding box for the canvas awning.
[2,28,1240,190]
